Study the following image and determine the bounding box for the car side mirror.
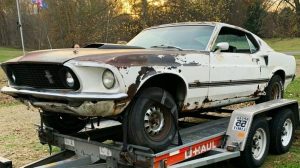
[215,42,229,52]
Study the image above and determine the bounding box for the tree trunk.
[295,0,300,36]
[141,0,148,28]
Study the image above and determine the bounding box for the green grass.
[264,38,300,52]
[0,47,23,63]
[267,53,300,167]
[293,55,300,59]
[32,144,61,153]
[263,130,300,168]
[0,100,21,107]
[285,77,300,102]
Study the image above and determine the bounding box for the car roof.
[145,22,251,34]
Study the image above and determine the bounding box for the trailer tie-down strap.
[162,91,183,146]
[122,110,129,152]
[121,110,135,165]
[170,106,183,146]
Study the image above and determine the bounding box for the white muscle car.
[1,22,296,151]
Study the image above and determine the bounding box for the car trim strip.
[285,75,294,79]
[1,86,128,100]
[188,78,269,88]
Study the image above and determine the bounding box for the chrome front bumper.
[1,86,129,116]
[1,86,128,101]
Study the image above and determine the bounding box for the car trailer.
[1,99,299,168]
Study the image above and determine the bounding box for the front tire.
[127,87,177,152]
[269,109,295,154]
[41,111,88,134]
[240,117,270,168]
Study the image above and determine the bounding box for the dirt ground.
[0,105,49,167]
[0,68,15,106]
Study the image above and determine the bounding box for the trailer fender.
[225,99,299,151]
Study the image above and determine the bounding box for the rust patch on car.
[252,85,264,97]
[113,99,129,115]
[182,97,213,112]
[106,54,181,67]
[127,83,139,99]
[127,67,157,98]
[32,101,117,117]
[73,49,209,68]
[182,102,190,112]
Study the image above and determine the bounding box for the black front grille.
[4,63,80,90]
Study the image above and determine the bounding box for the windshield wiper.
[150,45,183,51]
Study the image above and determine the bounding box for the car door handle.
[252,58,260,62]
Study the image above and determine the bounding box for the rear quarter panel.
[255,35,296,89]
[265,52,296,89]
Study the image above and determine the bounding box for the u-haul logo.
[185,141,217,159]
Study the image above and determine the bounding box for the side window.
[246,34,260,53]
[214,27,251,54]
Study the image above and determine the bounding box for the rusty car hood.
[4,48,209,67]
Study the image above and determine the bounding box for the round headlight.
[65,71,75,88]
[102,69,115,89]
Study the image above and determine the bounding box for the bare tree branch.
[283,0,296,8]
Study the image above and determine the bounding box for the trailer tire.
[269,109,295,154]
[240,117,270,168]
[256,75,283,103]
[41,111,88,134]
[127,87,177,152]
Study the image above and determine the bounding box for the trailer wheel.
[41,111,88,134]
[240,117,270,168]
[270,109,295,154]
[256,75,283,103]
[127,87,177,152]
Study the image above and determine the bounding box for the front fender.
[137,69,189,92]
[117,66,188,102]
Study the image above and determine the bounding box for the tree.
[244,0,266,36]
[0,0,299,49]
[276,0,300,36]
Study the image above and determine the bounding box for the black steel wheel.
[270,109,295,154]
[240,117,270,168]
[127,87,177,152]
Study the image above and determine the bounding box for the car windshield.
[127,25,215,51]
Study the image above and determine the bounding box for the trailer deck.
[21,117,232,168]
[0,99,298,168]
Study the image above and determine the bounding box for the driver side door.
[208,27,262,103]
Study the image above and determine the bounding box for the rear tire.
[269,109,295,154]
[240,117,270,168]
[257,75,283,103]
[41,111,88,134]
[127,87,177,152]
